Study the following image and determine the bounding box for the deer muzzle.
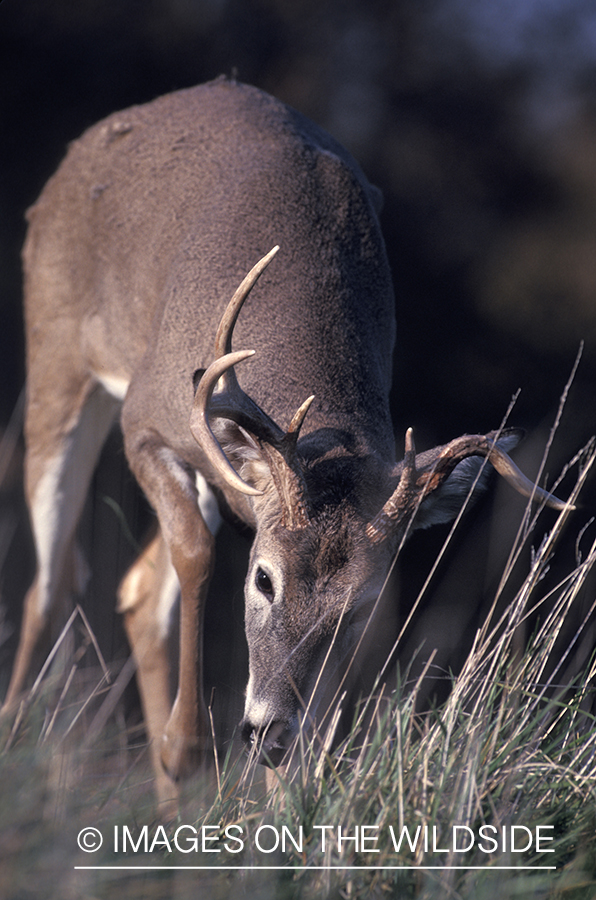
[241,716,294,767]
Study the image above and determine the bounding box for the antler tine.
[214,245,280,359]
[403,426,416,486]
[366,428,418,543]
[487,443,574,512]
[283,395,315,454]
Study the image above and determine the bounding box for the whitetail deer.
[2,77,567,807]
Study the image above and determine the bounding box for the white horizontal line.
[74,865,557,871]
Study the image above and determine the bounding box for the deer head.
[191,247,567,765]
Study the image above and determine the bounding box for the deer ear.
[211,420,273,493]
[412,431,522,531]
[212,419,312,528]
[412,456,493,530]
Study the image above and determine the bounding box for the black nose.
[240,718,289,767]
[241,718,258,749]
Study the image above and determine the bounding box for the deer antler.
[367,428,573,544]
[190,248,314,527]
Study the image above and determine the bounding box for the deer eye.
[255,566,274,600]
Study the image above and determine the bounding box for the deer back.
[24,77,396,497]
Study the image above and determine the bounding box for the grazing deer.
[2,77,565,807]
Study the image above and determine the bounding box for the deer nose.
[241,718,289,767]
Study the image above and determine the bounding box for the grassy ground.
[1,434,595,900]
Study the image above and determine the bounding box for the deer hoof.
[160,733,205,782]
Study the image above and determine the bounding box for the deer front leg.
[118,524,180,811]
[162,514,214,780]
[124,429,215,783]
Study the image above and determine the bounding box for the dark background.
[0,0,595,744]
